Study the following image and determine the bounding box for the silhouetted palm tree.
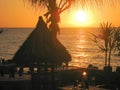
[27,0,120,38]
[114,27,120,56]
[92,22,116,67]
[27,0,74,39]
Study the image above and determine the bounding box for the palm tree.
[27,0,120,38]
[27,0,74,39]
[107,25,116,66]
[114,27,120,56]
[92,22,116,68]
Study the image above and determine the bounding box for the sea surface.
[0,28,120,71]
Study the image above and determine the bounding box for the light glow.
[83,71,87,76]
[74,10,88,24]
[65,9,94,27]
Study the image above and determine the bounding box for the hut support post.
[51,65,55,90]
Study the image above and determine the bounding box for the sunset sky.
[0,0,120,28]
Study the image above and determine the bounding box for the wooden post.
[51,64,55,90]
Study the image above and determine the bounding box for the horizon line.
[0,26,98,29]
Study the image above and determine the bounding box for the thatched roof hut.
[12,16,71,66]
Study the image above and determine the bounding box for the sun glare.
[74,11,88,23]
[66,9,94,27]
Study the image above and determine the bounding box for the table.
[0,74,31,90]
[0,63,16,77]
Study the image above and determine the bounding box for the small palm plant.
[92,22,116,69]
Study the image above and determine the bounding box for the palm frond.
[27,0,120,8]
[72,0,120,9]
[27,0,48,7]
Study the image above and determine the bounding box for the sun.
[61,9,95,27]
[66,10,94,27]
[74,11,88,23]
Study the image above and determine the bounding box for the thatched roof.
[12,16,71,66]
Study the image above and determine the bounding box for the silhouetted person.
[9,68,15,78]
[1,58,5,64]
[73,80,79,88]
[30,66,34,74]
[0,69,4,77]
[83,79,89,90]
[19,66,23,76]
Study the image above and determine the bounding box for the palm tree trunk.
[105,50,107,66]
[48,0,60,39]
[108,49,111,66]
[105,39,108,66]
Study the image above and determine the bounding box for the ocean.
[0,28,120,71]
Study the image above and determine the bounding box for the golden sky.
[0,0,120,28]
